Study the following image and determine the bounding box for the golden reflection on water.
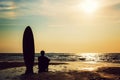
[77,53,101,61]
[48,53,120,72]
[84,61,97,64]
[80,53,97,58]
[82,67,95,71]
[48,61,120,72]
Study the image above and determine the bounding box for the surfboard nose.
[26,26,30,28]
[25,26,31,30]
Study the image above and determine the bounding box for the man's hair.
[40,50,45,56]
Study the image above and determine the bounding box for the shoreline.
[0,61,68,70]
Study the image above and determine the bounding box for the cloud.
[112,3,120,10]
[0,0,120,20]
[0,12,16,19]
[0,1,16,10]
[0,1,17,19]
[11,0,76,16]
[20,0,119,28]
[18,0,120,19]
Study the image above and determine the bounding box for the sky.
[0,0,120,53]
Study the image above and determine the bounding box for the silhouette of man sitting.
[38,50,50,73]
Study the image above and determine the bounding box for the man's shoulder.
[38,56,49,59]
[44,56,49,59]
[44,56,50,61]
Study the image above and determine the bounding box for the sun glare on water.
[78,0,99,14]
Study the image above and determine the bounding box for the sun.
[79,0,99,14]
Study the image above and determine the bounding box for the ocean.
[0,53,120,63]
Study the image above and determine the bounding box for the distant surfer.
[38,50,50,73]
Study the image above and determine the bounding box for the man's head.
[40,50,45,56]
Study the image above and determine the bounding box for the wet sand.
[0,61,120,80]
[0,62,67,70]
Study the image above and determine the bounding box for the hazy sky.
[0,0,120,53]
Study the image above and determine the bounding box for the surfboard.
[23,26,35,74]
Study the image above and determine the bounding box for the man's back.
[38,55,50,72]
